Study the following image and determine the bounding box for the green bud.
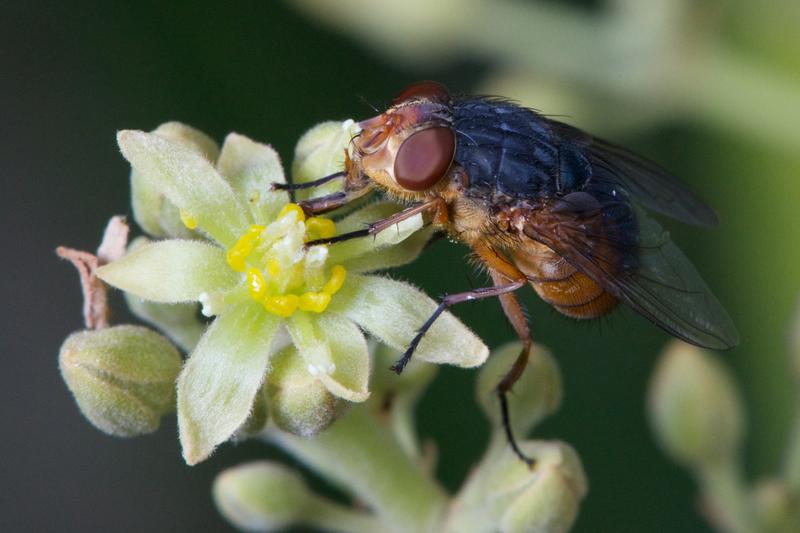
[791,298,800,382]
[648,341,745,468]
[234,384,270,440]
[266,346,340,437]
[476,342,562,436]
[291,120,358,199]
[482,441,588,533]
[213,461,310,532]
[59,325,182,437]
[753,479,800,533]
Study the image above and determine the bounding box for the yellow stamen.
[298,291,332,313]
[278,203,306,222]
[323,265,347,295]
[305,217,336,241]
[179,209,198,230]
[226,248,247,272]
[226,227,264,272]
[246,268,266,299]
[263,294,299,317]
[226,206,349,318]
[265,258,281,278]
[248,224,266,236]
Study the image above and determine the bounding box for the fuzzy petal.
[130,122,219,239]
[217,133,290,222]
[177,303,280,464]
[330,274,489,367]
[328,203,433,272]
[118,130,250,247]
[97,240,239,303]
[315,314,370,402]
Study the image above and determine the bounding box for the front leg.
[305,198,447,246]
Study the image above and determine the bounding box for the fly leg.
[490,269,537,468]
[388,279,527,375]
[304,198,446,246]
[271,171,346,191]
[475,244,536,467]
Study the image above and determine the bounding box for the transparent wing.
[522,205,739,349]
[550,119,719,227]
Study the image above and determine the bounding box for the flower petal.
[177,303,281,464]
[125,295,206,352]
[118,130,250,247]
[217,133,290,222]
[286,313,334,376]
[315,313,370,402]
[328,202,433,272]
[330,274,488,367]
[130,122,219,239]
[97,240,239,303]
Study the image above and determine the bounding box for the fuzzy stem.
[303,495,384,533]
[265,407,448,533]
[783,395,800,495]
[698,460,758,533]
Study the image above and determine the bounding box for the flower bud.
[234,384,270,439]
[753,479,800,533]
[59,326,182,437]
[266,346,340,437]
[482,441,588,533]
[214,461,310,531]
[476,342,562,435]
[291,120,359,199]
[648,341,745,468]
[791,298,800,382]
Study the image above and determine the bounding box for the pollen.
[263,294,299,317]
[323,265,347,295]
[179,209,198,230]
[305,217,337,241]
[226,204,347,318]
[278,203,306,222]
[298,291,332,313]
[246,268,266,299]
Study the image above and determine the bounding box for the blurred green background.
[3,0,799,531]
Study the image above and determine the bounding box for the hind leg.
[491,269,537,467]
[474,243,537,467]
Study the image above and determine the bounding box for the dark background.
[3,1,799,532]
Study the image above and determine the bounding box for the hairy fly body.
[275,81,739,466]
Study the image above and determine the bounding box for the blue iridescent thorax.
[452,97,591,199]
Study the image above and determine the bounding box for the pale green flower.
[97,122,488,464]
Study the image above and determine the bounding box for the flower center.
[225,204,346,318]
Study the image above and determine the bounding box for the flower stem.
[783,395,800,495]
[265,407,448,533]
[698,460,758,533]
[304,495,385,533]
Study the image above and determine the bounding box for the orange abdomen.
[511,241,618,319]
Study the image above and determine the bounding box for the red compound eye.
[393,81,451,105]
[394,126,455,191]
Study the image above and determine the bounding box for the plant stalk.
[265,407,448,533]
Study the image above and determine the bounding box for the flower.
[97,122,489,464]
